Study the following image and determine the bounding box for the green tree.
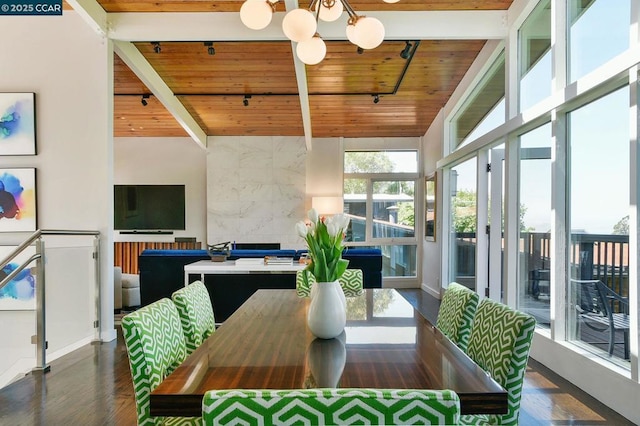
[452,190,531,233]
[397,202,414,227]
[613,215,629,235]
[344,152,394,194]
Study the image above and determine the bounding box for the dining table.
[150,288,507,417]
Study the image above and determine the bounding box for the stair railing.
[0,229,101,375]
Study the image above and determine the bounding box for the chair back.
[121,298,199,426]
[172,280,216,355]
[202,388,460,426]
[436,282,479,351]
[296,269,364,298]
[463,298,536,425]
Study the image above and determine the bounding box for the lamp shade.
[312,196,344,215]
[353,16,385,49]
[240,0,274,30]
[316,0,343,22]
[282,8,317,42]
[296,35,326,65]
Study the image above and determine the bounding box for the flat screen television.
[114,185,186,231]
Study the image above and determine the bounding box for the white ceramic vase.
[307,280,347,339]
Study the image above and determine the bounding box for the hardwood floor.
[0,290,634,425]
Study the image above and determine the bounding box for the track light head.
[400,41,412,59]
[243,95,251,107]
[204,41,215,56]
[151,42,161,54]
[357,46,364,55]
[141,94,150,106]
[373,94,380,104]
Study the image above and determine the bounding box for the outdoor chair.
[172,280,216,356]
[296,269,364,298]
[462,298,536,425]
[202,388,460,425]
[121,298,202,426]
[436,282,479,352]
[572,279,630,359]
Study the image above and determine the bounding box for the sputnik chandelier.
[240,0,399,65]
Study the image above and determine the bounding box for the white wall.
[114,137,207,243]
[422,110,444,298]
[206,136,307,249]
[0,10,115,370]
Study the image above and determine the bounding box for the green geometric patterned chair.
[171,280,216,356]
[121,298,202,426]
[296,269,364,298]
[461,298,536,425]
[436,282,480,352]
[202,388,460,426]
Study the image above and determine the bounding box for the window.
[448,158,477,290]
[343,151,418,278]
[569,0,630,82]
[519,0,551,111]
[517,123,552,328]
[566,86,630,364]
[451,52,506,149]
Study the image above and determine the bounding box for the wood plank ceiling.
[101,0,514,139]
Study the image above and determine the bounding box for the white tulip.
[326,220,339,237]
[333,214,350,231]
[296,221,308,238]
[308,208,319,224]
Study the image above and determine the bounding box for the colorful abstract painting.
[0,168,37,232]
[0,93,36,155]
[0,246,36,310]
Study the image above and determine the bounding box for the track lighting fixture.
[243,95,251,106]
[151,42,161,54]
[204,41,215,56]
[372,94,379,104]
[400,41,412,59]
[141,94,150,106]
[357,46,364,55]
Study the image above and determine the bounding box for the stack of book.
[263,256,294,265]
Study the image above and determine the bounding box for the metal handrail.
[0,229,101,378]
[0,229,100,274]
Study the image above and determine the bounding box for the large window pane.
[567,87,630,365]
[517,123,552,328]
[343,151,418,279]
[452,52,505,149]
[519,0,551,111]
[449,159,477,290]
[569,0,630,82]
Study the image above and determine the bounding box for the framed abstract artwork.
[0,245,37,310]
[0,92,36,156]
[425,172,437,241]
[0,168,37,232]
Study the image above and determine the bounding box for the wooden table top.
[150,289,506,417]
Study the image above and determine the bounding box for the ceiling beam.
[107,10,507,42]
[284,0,312,151]
[113,40,208,149]
[65,0,108,37]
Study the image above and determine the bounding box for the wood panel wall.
[114,241,202,274]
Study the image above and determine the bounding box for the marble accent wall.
[207,136,307,248]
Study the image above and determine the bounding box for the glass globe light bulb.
[316,0,343,22]
[240,0,274,30]
[346,22,359,45]
[354,16,385,50]
[282,8,317,42]
[382,0,400,3]
[296,35,327,65]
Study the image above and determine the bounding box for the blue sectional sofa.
[138,248,382,322]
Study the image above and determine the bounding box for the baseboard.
[421,283,441,299]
